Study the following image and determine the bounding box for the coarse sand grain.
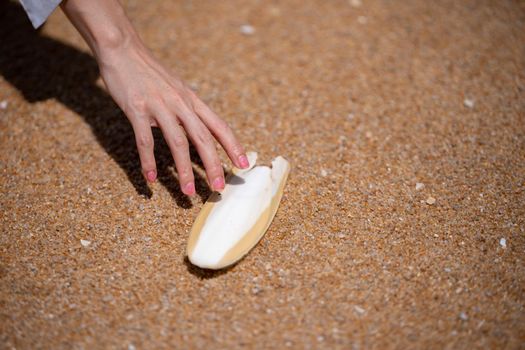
[1,0,524,348]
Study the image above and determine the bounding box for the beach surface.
[1,0,524,348]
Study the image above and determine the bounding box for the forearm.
[60,0,142,63]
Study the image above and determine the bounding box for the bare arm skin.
[60,0,249,195]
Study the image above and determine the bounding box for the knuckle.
[136,133,154,149]
[172,134,188,148]
[127,96,148,116]
[193,100,206,114]
[207,161,223,177]
[215,119,231,134]
[178,166,193,180]
[194,129,214,147]
[169,93,185,107]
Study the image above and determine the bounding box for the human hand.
[98,42,249,195]
[60,0,249,196]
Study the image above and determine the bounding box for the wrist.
[95,31,149,72]
[61,0,142,63]
[93,25,138,62]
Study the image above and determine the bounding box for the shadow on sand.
[0,1,212,208]
[183,256,237,279]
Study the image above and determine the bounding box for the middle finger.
[171,101,225,192]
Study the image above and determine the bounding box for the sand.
[1,0,524,348]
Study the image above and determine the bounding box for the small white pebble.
[240,24,255,35]
[426,196,436,205]
[357,16,368,24]
[499,238,506,248]
[317,335,325,342]
[0,100,8,110]
[415,182,425,190]
[464,98,475,108]
[444,267,451,273]
[347,113,355,120]
[349,0,362,7]
[128,344,136,350]
[459,312,468,321]
[354,305,365,314]
[80,239,91,247]
[320,169,328,177]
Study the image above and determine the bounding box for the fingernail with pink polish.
[146,170,157,182]
[239,154,249,168]
[212,177,224,191]
[184,182,195,196]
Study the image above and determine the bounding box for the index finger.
[191,95,249,169]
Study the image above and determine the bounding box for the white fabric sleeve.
[19,0,63,28]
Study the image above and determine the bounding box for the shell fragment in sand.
[187,152,290,269]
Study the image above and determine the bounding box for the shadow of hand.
[0,1,211,207]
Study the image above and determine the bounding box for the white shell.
[187,152,290,269]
